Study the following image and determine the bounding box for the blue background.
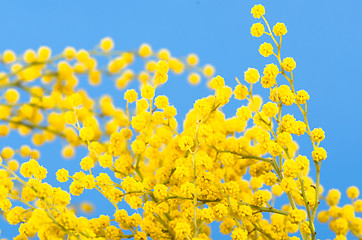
[0,0,362,239]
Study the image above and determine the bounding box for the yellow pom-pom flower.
[62,145,75,158]
[8,160,19,171]
[79,127,95,141]
[63,46,76,60]
[37,46,51,62]
[244,68,260,84]
[80,156,95,171]
[158,48,171,60]
[100,37,114,52]
[261,102,278,117]
[273,22,288,36]
[250,4,265,19]
[124,89,138,103]
[5,89,19,104]
[233,84,248,100]
[23,49,37,63]
[281,57,296,72]
[80,202,94,213]
[131,139,146,154]
[89,69,102,85]
[312,147,327,162]
[231,227,248,240]
[186,53,199,66]
[154,95,169,109]
[138,43,152,58]
[178,135,194,151]
[259,42,273,57]
[1,147,14,159]
[347,186,359,199]
[3,50,16,63]
[296,90,310,104]
[209,75,225,90]
[250,23,264,37]
[188,72,201,85]
[311,128,325,143]
[141,84,155,99]
[153,184,168,201]
[327,189,341,206]
[56,168,69,182]
[98,153,113,168]
[203,64,215,77]
[156,60,169,75]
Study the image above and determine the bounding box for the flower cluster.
[0,4,358,240]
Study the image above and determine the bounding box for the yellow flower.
[253,190,271,206]
[209,75,225,90]
[154,95,169,109]
[76,49,89,63]
[63,46,76,59]
[250,23,264,37]
[280,177,296,193]
[131,139,146,154]
[236,106,252,121]
[312,147,327,162]
[158,48,171,60]
[300,221,313,235]
[251,4,265,19]
[273,22,288,36]
[124,89,138,103]
[0,125,9,137]
[79,127,94,141]
[289,209,307,224]
[187,53,199,66]
[8,160,19,171]
[259,42,273,57]
[156,60,169,75]
[5,89,19,103]
[6,206,25,225]
[265,63,279,77]
[138,43,152,57]
[100,37,114,52]
[1,147,14,159]
[212,203,228,221]
[296,89,310,104]
[23,49,37,63]
[261,102,278,117]
[317,211,330,223]
[37,46,51,62]
[89,69,101,85]
[3,50,16,63]
[153,184,168,201]
[141,84,155,99]
[272,185,283,196]
[62,145,74,158]
[98,153,113,168]
[327,189,341,206]
[178,135,194,151]
[233,84,248,101]
[231,227,248,240]
[311,128,325,142]
[347,186,359,199]
[188,72,201,85]
[80,201,94,213]
[65,111,77,125]
[203,64,215,77]
[244,68,260,84]
[80,156,94,171]
[19,146,31,158]
[281,57,296,72]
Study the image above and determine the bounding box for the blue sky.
[0,0,362,239]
